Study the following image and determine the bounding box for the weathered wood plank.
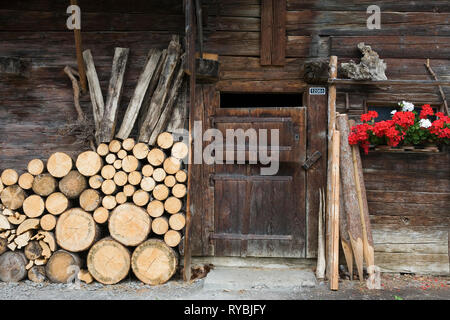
[260,0,273,65]
[272,0,286,65]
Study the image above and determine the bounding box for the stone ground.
[0,267,449,300]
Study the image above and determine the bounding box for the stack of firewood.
[0,134,188,285]
[0,36,188,286]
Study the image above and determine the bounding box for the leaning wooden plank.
[166,82,188,133]
[138,37,181,143]
[83,49,104,141]
[148,54,186,145]
[330,130,340,291]
[315,188,326,279]
[99,47,130,143]
[116,49,163,140]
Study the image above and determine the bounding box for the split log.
[45,250,81,283]
[28,265,46,283]
[117,150,127,160]
[0,251,27,282]
[83,49,105,142]
[89,175,104,190]
[1,169,19,186]
[76,151,103,177]
[175,170,187,183]
[101,180,117,195]
[141,177,156,192]
[40,240,51,259]
[164,175,176,188]
[102,196,117,210]
[122,138,136,151]
[18,173,34,190]
[147,200,164,218]
[133,143,149,160]
[59,170,87,199]
[139,37,182,143]
[164,196,182,214]
[172,183,187,199]
[132,190,150,207]
[96,143,109,156]
[79,189,101,212]
[93,207,109,224]
[27,159,45,176]
[153,168,167,182]
[47,152,73,178]
[330,129,340,291]
[78,269,93,284]
[169,213,186,231]
[123,185,136,197]
[1,185,26,210]
[131,239,178,285]
[339,181,353,280]
[115,192,127,205]
[113,171,128,187]
[32,173,57,197]
[0,213,12,230]
[108,203,151,246]
[153,184,169,201]
[122,155,139,173]
[98,48,130,142]
[157,132,174,150]
[166,83,188,133]
[164,230,181,247]
[55,208,99,252]
[25,241,43,260]
[23,195,45,218]
[25,260,34,271]
[87,238,131,285]
[101,165,116,180]
[116,49,164,140]
[128,171,142,186]
[142,164,154,177]
[34,231,56,252]
[14,230,32,249]
[163,157,181,175]
[147,148,166,166]
[171,141,189,160]
[105,153,117,165]
[148,55,186,145]
[8,213,26,225]
[45,192,69,216]
[152,217,169,235]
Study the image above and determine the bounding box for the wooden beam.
[260,0,273,65]
[272,0,286,66]
[425,59,449,116]
[70,0,87,93]
[330,129,340,291]
[328,79,450,86]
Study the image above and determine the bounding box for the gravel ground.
[0,273,448,300]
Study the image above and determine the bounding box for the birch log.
[116,49,163,140]
[98,48,129,142]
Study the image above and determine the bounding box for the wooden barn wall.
[195,0,450,274]
[0,0,184,171]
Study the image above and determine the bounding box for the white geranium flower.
[391,110,397,115]
[399,101,415,112]
[419,119,432,128]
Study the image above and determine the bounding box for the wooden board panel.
[272,0,286,65]
[260,0,273,65]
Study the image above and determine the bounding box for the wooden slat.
[272,0,286,65]
[260,0,273,65]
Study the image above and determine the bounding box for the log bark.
[47,152,73,178]
[28,265,46,283]
[23,195,45,218]
[18,173,34,190]
[45,192,69,216]
[83,49,105,142]
[98,48,130,142]
[76,151,103,177]
[164,196,182,214]
[55,208,99,252]
[87,238,131,285]
[45,250,81,283]
[27,159,44,176]
[1,169,18,186]
[139,37,182,143]
[108,203,151,247]
[164,230,182,247]
[0,238,7,255]
[147,200,164,218]
[59,170,87,199]
[25,240,43,260]
[0,251,27,282]
[116,49,164,140]
[131,239,178,285]
[166,83,188,133]
[32,173,57,197]
[79,189,101,212]
[1,185,25,210]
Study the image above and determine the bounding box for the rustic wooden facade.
[0,0,449,275]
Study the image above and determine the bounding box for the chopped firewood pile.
[0,36,188,286]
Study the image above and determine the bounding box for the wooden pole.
[325,56,338,280]
[425,59,449,116]
[70,0,87,93]
[330,129,340,291]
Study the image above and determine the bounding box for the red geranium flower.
[392,111,415,129]
[361,111,378,122]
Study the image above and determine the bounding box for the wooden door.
[210,106,307,258]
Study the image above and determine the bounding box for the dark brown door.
[210,107,307,258]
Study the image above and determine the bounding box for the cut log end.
[47,152,73,178]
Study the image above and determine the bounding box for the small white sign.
[309,87,326,95]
